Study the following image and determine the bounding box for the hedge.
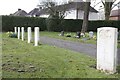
[46,19,120,32]
[2,16,46,32]
[2,16,120,32]
[46,19,83,32]
[88,20,120,31]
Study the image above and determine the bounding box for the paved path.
[40,36,120,65]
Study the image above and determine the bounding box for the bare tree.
[39,0,68,19]
[81,0,91,33]
[101,0,119,20]
[91,0,119,20]
[39,0,68,31]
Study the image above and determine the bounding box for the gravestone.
[21,27,24,41]
[76,32,81,38]
[18,27,20,39]
[34,27,39,46]
[14,27,17,34]
[97,27,117,74]
[28,27,32,43]
[61,31,64,36]
[89,31,94,38]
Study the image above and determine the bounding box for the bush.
[46,18,62,32]
[2,16,120,32]
[6,31,17,38]
[46,19,83,32]
[46,19,120,32]
[2,16,47,32]
[88,20,120,31]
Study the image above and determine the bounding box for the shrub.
[2,16,120,32]
[2,16,47,32]
[88,20,120,31]
[46,18,62,32]
[65,33,72,37]
[6,31,17,38]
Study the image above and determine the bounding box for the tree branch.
[101,0,105,6]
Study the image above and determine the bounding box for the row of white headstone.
[14,27,39,46]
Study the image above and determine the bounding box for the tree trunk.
[104,2,112,20]
[81,2,90,33]
[76,8,79,19]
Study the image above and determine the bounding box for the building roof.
[29,2,98,16]
[28,8,39,16]
[12,9,28,17]
[110,9,120,17]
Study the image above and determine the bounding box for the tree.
[91,0,119,20]
[101,0,119,20]
[39,0,68,19]
[39,0,68,31]
[81,0,91,33]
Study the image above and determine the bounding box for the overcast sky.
[0,0,119,15]
[0,0,39,15]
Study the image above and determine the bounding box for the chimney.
[18,8,21,11]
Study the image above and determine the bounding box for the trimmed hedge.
[46,19,83,32]
[88,20,120,31]
[61,19,83,32]
[2,16,46,32]
[46,19,120,32]
[2,16,120,32]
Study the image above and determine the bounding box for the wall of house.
[64,10,76,19]
[65,10,99,20]
[40,14,49,18]
[89,12,99,20]
[99,11,105,20]
[109,16,118,20]
[78,10,99,20]
[38,9,99,20]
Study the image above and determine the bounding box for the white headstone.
[97,27,117,74]
[18,27,20,39]
[28,27,32,43]
[34,27,39,46]
[89,31,94,38]
[14,27,17,34]
[21,27,24,41]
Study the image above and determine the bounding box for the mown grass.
[2,33,119,78]
[40,31,120,48]
[40,31,97,44]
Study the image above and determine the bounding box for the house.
[109,9,120,20]
[28,8,40,17]
[28,1,99,20]
[11,9,28,17]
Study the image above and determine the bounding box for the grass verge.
[2,33,119,78]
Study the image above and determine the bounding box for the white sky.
[0,0,119,15]
[0,0,39,15]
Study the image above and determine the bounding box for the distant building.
[109,9,120,20]
[28,1,99,20]
[11,9,28,17]
[28,8,40,17]
[98,11,105,20]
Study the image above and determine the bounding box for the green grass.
[40,31,120,48]
[2,33,119,78]
[40,31,97,44]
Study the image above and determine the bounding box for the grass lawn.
[40,31,97,44]
[2,33,120,78]
[40,31,120,48]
